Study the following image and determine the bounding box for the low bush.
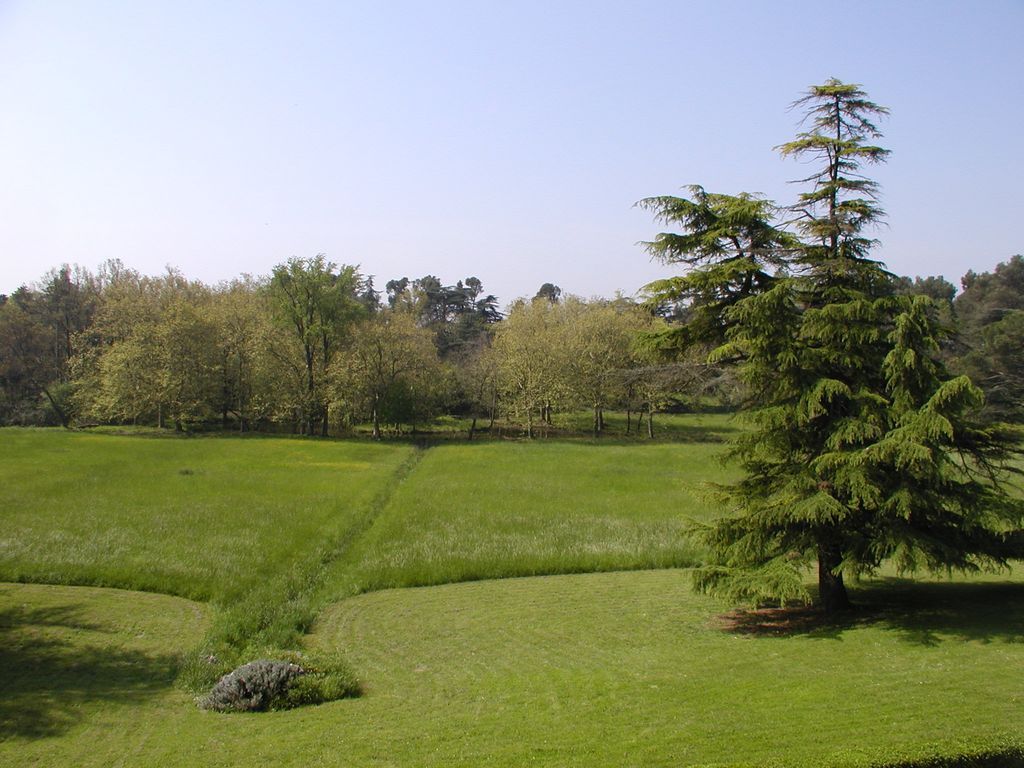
[199,651,361,712]
[201,659,303,712]
[879,744,1024,768]
[278,651,361,708]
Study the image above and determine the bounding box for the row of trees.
[0,259,717,437]
[1,250,1020,440]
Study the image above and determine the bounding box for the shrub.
[198,652,361,712]
[200,659,304,712]
[276,651,361,707]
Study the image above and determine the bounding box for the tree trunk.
[626,409,632,434]
[305,345,316,436]
[372,403,381,440]
[647,404,654,439]
[817,541,853,612]
[593,405,600,438]
[40,387,70,428]
[468,416,476,441]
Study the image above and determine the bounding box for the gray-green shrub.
[201,659,304,712]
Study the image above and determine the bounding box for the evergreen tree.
[638,187,796,352]
[954,255,1024,421]
[645,80,1024,612]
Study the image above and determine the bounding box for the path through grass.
[5,423,1022,766]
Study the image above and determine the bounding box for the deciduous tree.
[562,298,647,437]
[267,256,366,435]
[332,310,445,438]
[492,298,569,437]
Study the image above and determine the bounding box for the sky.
[0,0,1021,306]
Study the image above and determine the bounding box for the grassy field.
[1,420,1022,767]
[0,428,416,680]
[0,429,413,600]
[0,583,209,748]
[332,436,737,596]
[1,572,1022,767]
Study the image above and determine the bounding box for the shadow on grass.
[716,578,1024,646]
[354,422,744,447]
[0,602,183,740]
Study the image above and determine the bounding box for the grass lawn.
[0,428,416,676]
[2,421,1022,767]
[1,571,1021,767]
[0,429,414,602]
[331,434,738,596]
[0,583,209,750]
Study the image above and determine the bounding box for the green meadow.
[332,437,737,595]
[1,422,1022,767]
[0,428,414,600]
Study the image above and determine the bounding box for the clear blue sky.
[1,1,1021,305]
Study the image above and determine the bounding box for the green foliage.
[266,255,368,435]
[332,310,449,437]
[490,296,671,437]
[198,652,359,712]
[956,254,1024,331]
[777,79,890,263]
[491,297,568,436]
[273,650,361,707]
[639,186,796,351]
[955,255,1024,421]
[643,80,1024,611]
[385,274,501,357]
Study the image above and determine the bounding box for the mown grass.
[330,434,737,596]
[0,583,209,744]
[2,572,1021,767]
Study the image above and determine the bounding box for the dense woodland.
[0,252,1021,437]
[0,256,715,437]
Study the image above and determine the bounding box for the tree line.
[0,249,1019,438]
[1,250,1018,439]
[0,257,725,437]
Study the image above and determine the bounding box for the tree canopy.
[643,79,1024,611]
